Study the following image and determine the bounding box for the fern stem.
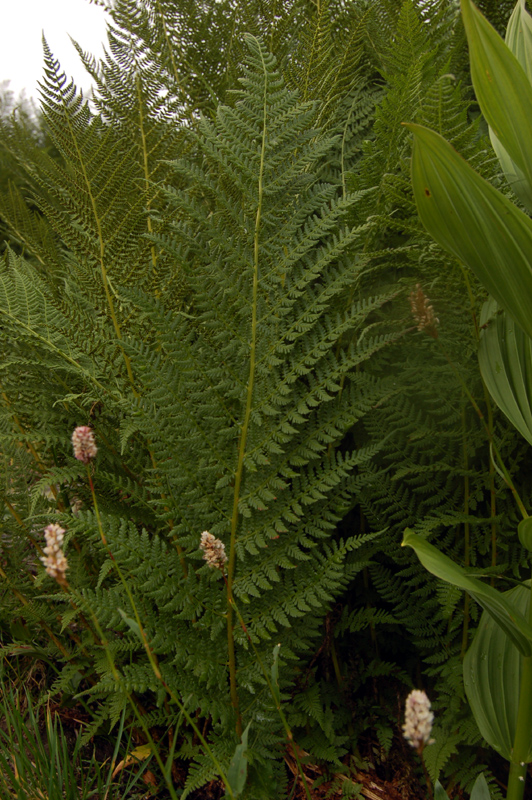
[303,3,324,102]
[0,311,112,397]
[153,0,183,95]
[0,564,75,661]
[341,97,357,202]
[4,498,28,532]
[2,387,53,478]
[153,0,219,110]
[135,75,158,275]
[226,39,269,739]
[61,106,137,395]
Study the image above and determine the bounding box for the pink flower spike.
[200,531,228,571]
[403,689,434,752]
[41,524,68,585]
[72,426,98,464]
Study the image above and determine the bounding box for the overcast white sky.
[1,0,109,105]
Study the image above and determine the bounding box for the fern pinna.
[0,32,396,792]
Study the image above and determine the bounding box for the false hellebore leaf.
[406,122,532,343]
[402,530,532,656]
[460,0,532,192]
[464,583,532,762]
[478,298,532,448]
[489,0,532,211]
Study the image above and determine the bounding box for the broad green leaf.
[478,299,532,447]
[464,584,532,762]
[489,0,532,211]
[518,517,532,552]
[505,0,532,82]
[489,131,532,213]
[470,773,492,800]
[402,530,532,655]
[434,780,450,800]
[118,609,142,640]
[407,122,532,342]
[461,0,532,188]
[227,722,251,796]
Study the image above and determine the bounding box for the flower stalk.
[403,689,434,800]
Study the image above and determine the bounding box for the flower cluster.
[403,689,434,752]
[71,426,98,464]
[200,531,227,571]
[409,284,439,339]
[41,524,68,585]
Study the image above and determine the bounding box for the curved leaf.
[461,0,532,188]
[407,122,532,342]
[489,0,532,211]
[519,518,532,552]
[464,584,532,762]
[489,132,532,213]
[471,773,492,800]
[227,722,251,797]
[505,0,532,78]
[478,298,532,447]
[434,780,450,800]
[402,530,532,656]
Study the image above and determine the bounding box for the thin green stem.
[61,105,137,395]
[489,443,529,521]
[460,266,502,573]
[135,74,158,276]
[226,40,269,738]
[460,401,471,661]
[419,751,434,800]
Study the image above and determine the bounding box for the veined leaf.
[506,0,532,77]
[519,518,532,552]
[402,530,532,656]
[471,773,493,800]
[227,722,251,796]
[464,584,532,762]
[434,781,450,800]
[460,0,532,189]
[478,299,532,447]
[407,122,532,342]
[489,0,532,211]
[489,131,532,213]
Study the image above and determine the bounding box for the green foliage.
[1,0,531,796]
[0,686,146,799]
[0,10,394,794]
